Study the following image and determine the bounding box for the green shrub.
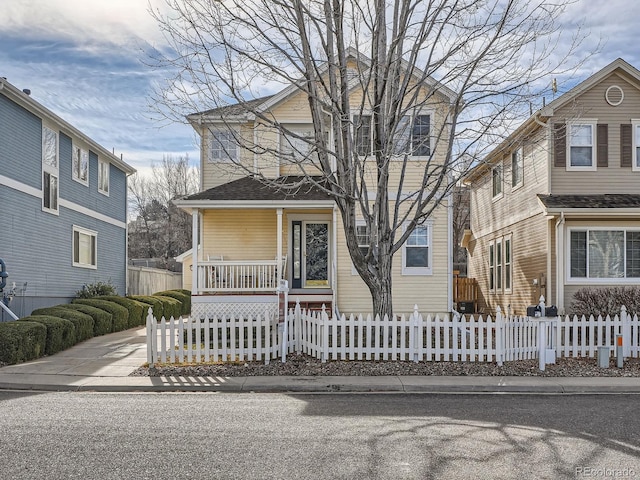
[19,315,75,355]
[99,296,148,328]
[72,299,129,332]
[58,304,112,336]
[76,280,118,298]
[0,321,47,365]
[570,286,640,317]
[153,290,191,316]
[31,307,94,343]
[153,295,182,320]
[176,288,191,297]
[129,295,164,321]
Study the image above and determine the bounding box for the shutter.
[597,124,608,167]
[553,123,566,167]
[621,124,632,167]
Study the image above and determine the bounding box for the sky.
[1,0,639,178]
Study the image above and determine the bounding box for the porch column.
[276,208,283,280]
[191,208,199,295]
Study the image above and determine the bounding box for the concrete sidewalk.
[1,327,640,394]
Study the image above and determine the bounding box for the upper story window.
[567,121,596,170]
[569,228,640,281]
[356,223,371,257]
[394,114,431,157]
[632,120,640,172]
[402,222,432,275]
[98,158,110,195]
[208,128,238,162]
[492,164,503,200]
[511,148,523,189]
[281,124,316,163]
[72,145,89,185]
[354,115,372,156]
[42,125,59,213]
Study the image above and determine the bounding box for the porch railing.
[196,259,281,293]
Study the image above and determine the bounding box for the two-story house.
[464,59,640,315]
[0,78,135,317]
[174,53,456,318]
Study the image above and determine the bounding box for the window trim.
[511,147,524,190]
[72,226,98,269]
[566,226,640,284]
[72,144,89,186]
[42,125,59,214]
[566,120,597,171]
[401,221,433,276]
[631,119,640,172]
[208,127,238,163]
[98,158,110,196]
[492,164,503,200]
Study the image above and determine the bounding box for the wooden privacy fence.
[146,304,640,366]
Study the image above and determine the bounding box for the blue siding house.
[0,78,135,318]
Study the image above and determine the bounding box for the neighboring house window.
[98,158,110,195]
[393,114,431,157]
[504,235,512,292]
[495,238,503,290]
[567,121,596,170]
[73,145,89,185]
[73,226,97,269]
[489,241,495,292]
[492,164,503,199]
[42,126,59,213]
[511,148,523,188]
[632,120,640,171]
[402,222,432,275]
[208,128,238,162]
[569,228,640,280]
[281,124,316,163]
[354,115,372,156]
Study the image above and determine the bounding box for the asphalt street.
[0,392,638,479]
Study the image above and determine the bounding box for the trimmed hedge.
[99,296,148,328]
[153,295,182,320]
[72,299,129,332]
[58,304,113,336]
[129,295,164,321]
[153,290,191,316]
[19,315,75,356]
[0,321,47,365]
[31,307,94,343]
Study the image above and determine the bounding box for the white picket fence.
[146,303,640,367]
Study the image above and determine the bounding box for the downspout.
[555,212,565,313]
[332,206,338,317]
[447,190,454,313]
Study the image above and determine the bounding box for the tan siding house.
[174,53,456,317]
[465,59,640,315]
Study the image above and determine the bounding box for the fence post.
[538,295,546,317]
[412,304,419,363]
[621,305,631,358]
[295,298,301,354]
[538,318,547,372]
[495,306,504,366]
[321,304,329,363]
[146,307,154,366]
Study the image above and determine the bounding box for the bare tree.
[128,154,199,266]
[149,0,588,315]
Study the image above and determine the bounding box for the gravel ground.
[131,353,640,377]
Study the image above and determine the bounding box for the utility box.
[457,302,475,314]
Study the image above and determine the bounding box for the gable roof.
[173,175,334,211]
[464,58,640,184]
[0,78,136,175]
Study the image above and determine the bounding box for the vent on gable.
[605,85,624,106]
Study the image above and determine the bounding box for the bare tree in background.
[149,0,588,315]
[128,154,199,267]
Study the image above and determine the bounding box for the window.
[402,223,432,275]
[492,164,503,199]
[489,241,495,292]
[72,145,89,185]
[73,226,97,268]
[98,158,110,195]
[393,114,431,157]
[356,224,371,257]
[496,239,503,290]
[504,236,512,292]
[281,124,315,162]
[511,148,523,188]
[489,235,512,294]
[569,229,640,280]
[567,122,596,169]
[42,126,58,213]
[354,115,371,156]
[632,120,640,171]
[208,128,238,162]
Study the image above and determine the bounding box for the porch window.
[42,126,59,213]
[208,128,238,162]
[402,222,432,275]
[72,145,89,185]
[73,226,97,269]
[569,229,640,280]
[567,122,596,169]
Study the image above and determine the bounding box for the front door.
[291,220,330,289]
